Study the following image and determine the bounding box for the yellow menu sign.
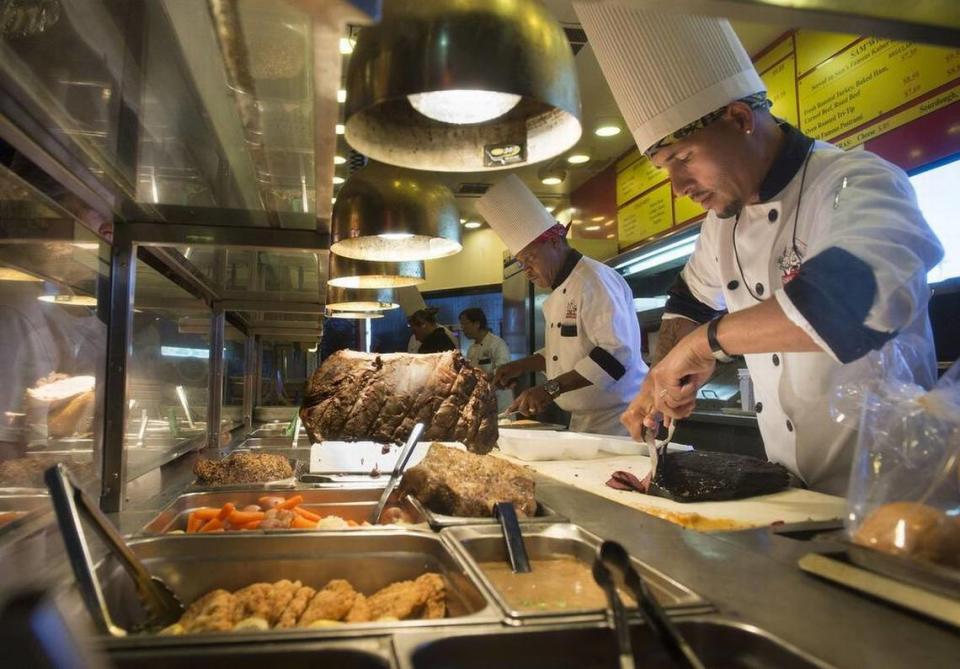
[674,191,706,226]
[795,31,858,76]
[616,155,668,207]
[799,38,960,141]
[618,182,672,248]
[762,54,799,127]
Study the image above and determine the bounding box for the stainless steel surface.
[343,0,582,171]
[371,423,425,524]
[843,542,960,600]
[140,487,425,534]
[207,303,226,449]
[46,463,182,636]
[395,617,833,669]
[442,522,705,620]
[330,162,462,262]
[328,255,425,289]
[408,496,568,530]
[96,531,500,639]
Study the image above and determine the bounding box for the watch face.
[544,380,561,397]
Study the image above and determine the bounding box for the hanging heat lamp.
[344,0,581,172]
[325,310,384,320]
[330,161,461,262]
[327,253,425,289]
[325,285,398,313]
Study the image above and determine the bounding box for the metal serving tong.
[598,541,705,669]
[370,422,425,524]
[592,556,636,669]
[494,501,531,573]
[45,464,184,636]
[642,415,676,480]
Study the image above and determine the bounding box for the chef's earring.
[745,128,752,135]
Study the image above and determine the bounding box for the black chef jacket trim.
[758,123,816,203]
[664,274,726,324]
[560,324,578,337]
[551,250,584,290]
[589,347,626,381]
[783,246,895,363]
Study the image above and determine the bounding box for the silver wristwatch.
[543,378,562,398]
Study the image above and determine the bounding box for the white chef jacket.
[540,252,647,435]
[666,125,943,495]
[466,331,513,411]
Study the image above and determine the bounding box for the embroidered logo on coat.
[565,300,577,320]
[777,241,806,285]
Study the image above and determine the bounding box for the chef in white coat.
[459,307,513,411]
[479,175,647,436]
[576,5,944,493]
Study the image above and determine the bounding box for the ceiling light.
[327,310,383,320]
[571,219,582,225]
[545,204,556,213]
[335,123,345,135]
[337,88,347,103]
[606,233,615,239]
[334,155,347,165]
[585,225,601,231]
[538,163,566,186]
[326,286,398,312]
[38,294,97,306]
[339,37,355,55]
[464,221,482,229]
[330,161,462,262]
[605,220,615,227]
[328,255,425,289]
[541,177,561,186]
[408,90,521,125]
[567,153,590,164]
[333,176,345,185]
[594,124,622,137]
[343,0,581,172]
[591,215,605,222]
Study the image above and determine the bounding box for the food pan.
[95,531,500,645]
[406,495,567,530]
[442,522,706,622]
[140,488,426,534]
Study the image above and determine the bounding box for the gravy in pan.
[479,556,636,612]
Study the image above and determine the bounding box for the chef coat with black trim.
[539,251,647,435]
[664,123,943,495]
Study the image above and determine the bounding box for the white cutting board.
[309,440,464,474]
[495,451,845,531]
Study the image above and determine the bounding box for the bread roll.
[853,501,960,568]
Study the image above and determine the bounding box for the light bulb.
[595,124,621,137]
[408,89,521,125]
[567,153,590,164]
[464,221,482,229]
[378,233,415,240]
[541,176,562,186]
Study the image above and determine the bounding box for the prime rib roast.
[299,350,498,453]
[400,443,537,517]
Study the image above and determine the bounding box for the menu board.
[617,182,672,248]
[799,37,960,141]
[835,82,960,149]
[673,192,705,226]
[762,55,799,127]
[795,32,858,76]
[616,155,668,207]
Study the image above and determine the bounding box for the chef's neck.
[745,113,787,206]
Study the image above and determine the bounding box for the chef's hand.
[493,361,524,389]
[649,324,716,421]
[508,385,553,417]
[620,375,658,441]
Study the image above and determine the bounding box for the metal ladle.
[599,540,706,669]
[45,464,184,636]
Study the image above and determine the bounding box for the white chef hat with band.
[476,174,558,256]
[573,3,765,155]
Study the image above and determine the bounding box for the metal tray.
[140,488,426,534]
[95,531,501,645]
[0,492,51,531]
[442,522,707,622]
[406,495,566,530]
[844,541,960,600]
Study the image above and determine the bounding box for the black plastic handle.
[494,501,531,573]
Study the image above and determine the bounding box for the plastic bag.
[831,338,960,569]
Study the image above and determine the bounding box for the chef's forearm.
[654,317,700,364]
[714,298,821,355]
[523,353,547,373]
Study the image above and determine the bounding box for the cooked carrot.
[235,519,262,530]
[192,507,219,520]
[293,506,321,522]
[277,495,304,510]
[199,516,223,532]
[290,514,316,529]
[228,510,266,525]
[186,513,203,533]
[217,502,236,520]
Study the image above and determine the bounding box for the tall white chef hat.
[573,3,766,155]
[476,174,559,256]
